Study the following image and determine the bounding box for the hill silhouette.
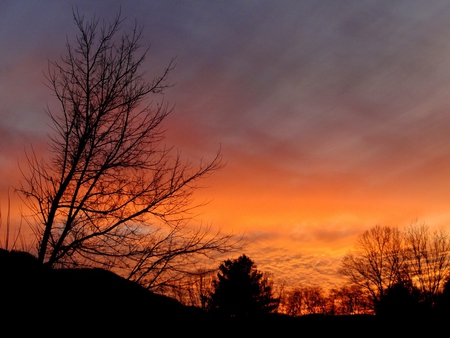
[0,249,445,336]
[1,249,206,335]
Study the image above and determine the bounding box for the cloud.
[3,1,450,291]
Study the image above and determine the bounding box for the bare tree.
[18,10,238,291]
[284,288,303,316]
[283,286,328,316]
[328,285,372,315]
[402,222,450,303]
[302,286,328,315]
[340,223,450,313]
[339,225,405,310]
[169,268,216,309]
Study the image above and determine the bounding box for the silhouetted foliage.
[281,284,372,316]
[328,285,372,315]
[169,268,216,309]
[401,222,450,307]
[376,281,425,317]
[340,222,450,314]
[284,286,328,316]
[1,250,444,336]
[17,9,239,291]
[340,225,404,312]
[207,254,279,317]
[434,277,450,316]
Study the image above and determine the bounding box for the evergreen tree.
[207,254,279,317]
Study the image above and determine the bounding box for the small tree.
[207,254,279,317]
[18,10,238,291]
[328,285,372,315]
[283,286,332,316]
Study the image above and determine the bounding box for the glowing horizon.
[3,1,450,291]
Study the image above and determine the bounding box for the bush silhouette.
[376,282,425,317]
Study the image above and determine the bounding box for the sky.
[3,0,450,290]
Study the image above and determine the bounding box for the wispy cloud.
[3,0,450,290]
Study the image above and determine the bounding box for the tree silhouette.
[328,285,371,315]
[284,286,328,316]
[402,222,450,307]
[340,223,450,314]
[435,277,450,316]
[207,254,279,317]
[18,10,238,291]
[339,225,405,312]
[376,281,425,317]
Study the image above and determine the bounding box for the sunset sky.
[3,1,450,290]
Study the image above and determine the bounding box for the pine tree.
[207,254,279,317]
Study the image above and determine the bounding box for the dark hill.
[0,249,445,336]
[0,249,205,335]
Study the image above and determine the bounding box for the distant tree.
[281,284,372,316]
[168,268,215,310]
[284,286,328,316]
[328,285,372,315]
[339,225,405,312]
[284,288,303,316]
[340,223,450,314]
[376,281,424,317]
[207,254,279,317]
[435,277,450,316]
[402,222,450,306]
[17,9,238,292]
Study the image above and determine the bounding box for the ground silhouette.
[0,249,446,336]
[1,249,205,335]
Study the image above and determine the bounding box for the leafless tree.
[282,284,372,316]
[18,10,238,291]
[340,222,450,313]
[169,268,216,309]
[328,285,372,315]
[339,225,405,309]
[402,222,450,303]
[284,288,303,316]
[284,286,328,316]
[0,190,30,252]
[302,286,328,315]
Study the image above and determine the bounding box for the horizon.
[2,0,450,291]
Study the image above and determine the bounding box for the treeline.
[340,222,450,316]
[170,266,372,316]
[283,222,450,317]
[169,222,450,318]
[281,285,371,316]
[3,221,450,322]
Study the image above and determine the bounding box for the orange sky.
[3,1,450,291]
